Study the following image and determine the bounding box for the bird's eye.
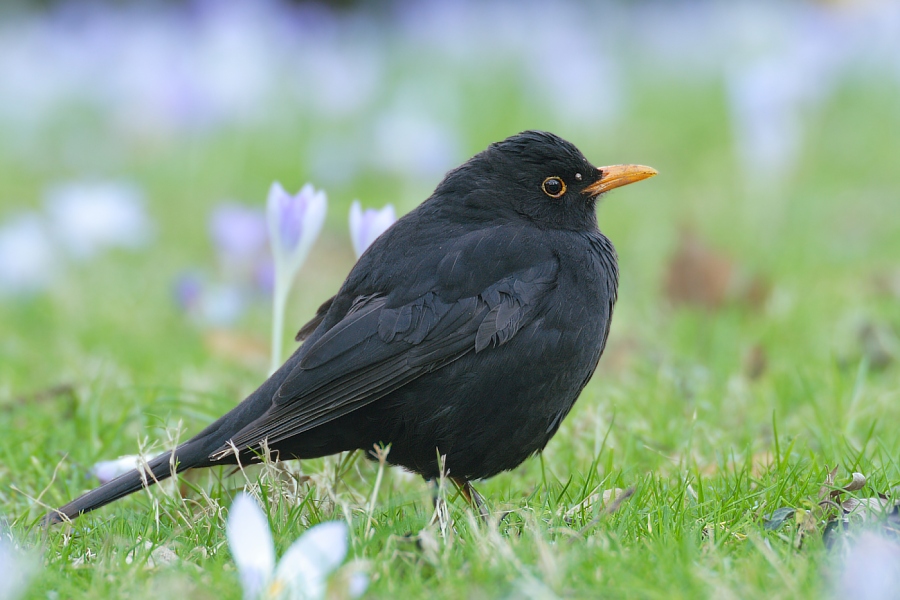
[541,176,566,198]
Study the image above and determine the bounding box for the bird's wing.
[295,295,335,342]
[210,259,558,459]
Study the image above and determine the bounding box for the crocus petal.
[90,455,141,484]
[840,532,900,600]
[266,181,291,252]
[198,283,246,326]
[173,272,205,312]
[266,181,327,276]
[366,204,395,247]
[272,521,348,600]
[348,571,369,598]
[227,493,276,600]
[348,201,364,257]
[0,532,36,600]
[44,181,152,260]
[292,186,327,273]
[210,202,268,260]
[254,259,276,295]
[372,112,460,178]
[0,213,57,296]
[278,184,308,251]
[348,201,395,258]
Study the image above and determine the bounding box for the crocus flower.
[43,181,153,260]
[372,112,461,179]
[90,455,142,484]
[0,213,57,297]
[839,531,900,600]
[0,527,36,600]
[725,60,806,192]
[348,200,396,258]
[226,493,363,600]
[174,272,246,326]
[209,201,273,292]
[210,202,269,264]
[266,182,327,372]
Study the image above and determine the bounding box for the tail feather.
[43,439,215,525]
[42,355,294,525]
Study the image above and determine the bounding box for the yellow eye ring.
[541,176,566,198]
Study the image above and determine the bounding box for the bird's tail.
[42,354,293,525]
[42,437,219,525]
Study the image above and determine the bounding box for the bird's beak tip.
[584,164,658,197]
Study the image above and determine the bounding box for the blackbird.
[45,130,656,524]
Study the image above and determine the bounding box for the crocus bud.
[266,182,327,372]
[348,200,395,258]
[267,182,327,277]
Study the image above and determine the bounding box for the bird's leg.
[451,477,489,522]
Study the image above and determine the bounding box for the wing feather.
[210,261,557,460]
[294,296,334,342]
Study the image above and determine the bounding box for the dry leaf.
[596,335,642,375]
[763,507,795,531]
[843,473,867,493]
[150,544,179,567]
[602,488,627,505]
[665,230,732,309]
[842,497,893,516]
[564,487,628,521]
[664,229,769,311]
[125,540,178,568]
[743,344,768,380]
[858,323,897,370]
[763,467,899,548]
[872,269,900,300]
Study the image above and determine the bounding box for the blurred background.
[0,0,898,458]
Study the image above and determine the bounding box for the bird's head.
[437,130,657,230]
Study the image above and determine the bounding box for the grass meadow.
[1,4,900,598]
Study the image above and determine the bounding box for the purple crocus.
[266,182,327,371]
[348,200,396,258]
[267,182,327,274]
[209,201,272,290]
[210,202,268,261]
[174,271,246,326]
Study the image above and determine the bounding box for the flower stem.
[270,277,288,374]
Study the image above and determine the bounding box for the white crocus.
[0,529,36,600]
[44,181,153,259]
[90,455,142,484]
[348,200,396,259]
[839,531,900,600]
[0,213,57,296]
[266,182,327,372]
[226,493,356,600]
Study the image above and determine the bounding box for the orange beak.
[583,164,658,197]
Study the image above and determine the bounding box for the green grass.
[1,78,899,599]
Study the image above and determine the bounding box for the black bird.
[45,131,656,523]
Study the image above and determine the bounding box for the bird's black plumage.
[45,131,656,523]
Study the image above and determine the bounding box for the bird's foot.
[452,477,490,523]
